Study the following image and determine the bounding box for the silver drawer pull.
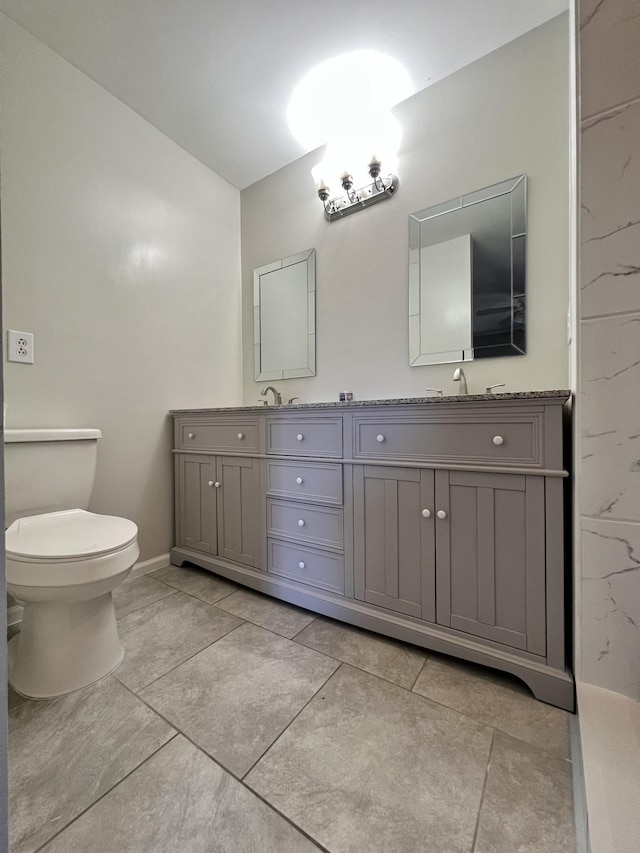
[421,509,431,518]
[296,433,304,441]
[214,481,221,488]
[437,510,447,520]
[298,519,305,527]
[237,432,244,440]
[188,432,195,439]
[376,434,385,443]
[298,561,306,569]
[208,481,214,487]
[296,477,304,485]
[492,435,504,446]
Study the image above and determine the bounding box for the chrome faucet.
[452,368,468,395]
[260,385,282,405]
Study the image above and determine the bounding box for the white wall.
[0,16,243,562]
[241,15,571,405]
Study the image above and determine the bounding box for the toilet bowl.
[5,430,140,699]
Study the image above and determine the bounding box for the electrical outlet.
[8,330,34,364]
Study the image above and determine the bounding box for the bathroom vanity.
[170,392,573,710]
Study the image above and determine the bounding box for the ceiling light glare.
[288,50,413,152]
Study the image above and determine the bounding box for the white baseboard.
[127,553,171,581]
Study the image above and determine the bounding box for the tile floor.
[8,564,577,853]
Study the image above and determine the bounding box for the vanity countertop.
[170,389,571,414]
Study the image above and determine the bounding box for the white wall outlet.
[8,330,34,364]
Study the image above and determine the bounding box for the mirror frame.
[254,247,316,380]
[409,174,527,366]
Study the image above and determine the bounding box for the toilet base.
[8,592,125,699]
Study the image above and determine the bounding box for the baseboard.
[127,553,171,580]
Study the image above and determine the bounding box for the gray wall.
[241,15,571,405]
[0,16,243,563]
[577,0,640,700]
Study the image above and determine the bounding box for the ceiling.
[0,0,568,189]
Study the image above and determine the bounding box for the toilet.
[5,428,139,699]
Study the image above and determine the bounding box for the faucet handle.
[485,383,506,394]
[424,388,442,397]
[257,398,268,405]
[288,397,299,404]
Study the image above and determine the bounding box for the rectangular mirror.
[254,248,316,380]
[409,174,526,366]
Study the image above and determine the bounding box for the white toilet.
[5,428,139,699]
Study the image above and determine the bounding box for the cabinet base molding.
[171,546,575,712]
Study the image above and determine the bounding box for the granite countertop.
[170,390,571,415]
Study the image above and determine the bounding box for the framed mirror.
[409,174,526,366]
[254,248,316,380]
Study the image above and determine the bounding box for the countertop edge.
[170,390,572,415]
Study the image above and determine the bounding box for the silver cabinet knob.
[237,432,244,440]
[298,561,306,569]
[376,434,385,443]
[437,510,447,520]
[298,519,305,527]
[297,433,304,441]
[188,432,195,439]
[208,481,214,487]
[296,477,303,485]
[214,481,221,488]
[492,435,504,446]
[421,509,431,518]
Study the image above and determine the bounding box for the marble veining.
[170,389,570,414]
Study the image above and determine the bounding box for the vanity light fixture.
[315,157,399,222]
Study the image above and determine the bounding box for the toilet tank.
[4,429,102,527]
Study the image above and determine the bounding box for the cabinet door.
[354,466,435,620]
[217,455,261,568]
[177,454,217,553]
[435,470,546,655]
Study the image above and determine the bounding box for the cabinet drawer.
[176,419,259,453]
[266,460,343,505]
[353,415,541,467]
[266,417,342,458]
[268,539,345,594]
[267,499,343,550]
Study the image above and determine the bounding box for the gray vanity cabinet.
[433,470,546,655]
[354,466,435,621]
[171,394,573,711]
[175,453,261,568]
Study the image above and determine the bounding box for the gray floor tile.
[41,735,321,853]
[152,563,239,603]
[215,588,316,638]
[113,574,176,618]
[295,616,426,688]
[474,731,576,853]
[413,654,571,759]
[115,593,243,692]
[140,621,339,777]
[9,676,174,853]
[246,664,493,853]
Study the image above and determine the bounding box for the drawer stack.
[265,416,345,594]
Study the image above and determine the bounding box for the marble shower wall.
[579,0,640,698]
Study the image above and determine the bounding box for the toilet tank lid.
[4,429,102,443]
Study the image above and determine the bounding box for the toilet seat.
[6,508,137,561]
[6,509,139,592]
